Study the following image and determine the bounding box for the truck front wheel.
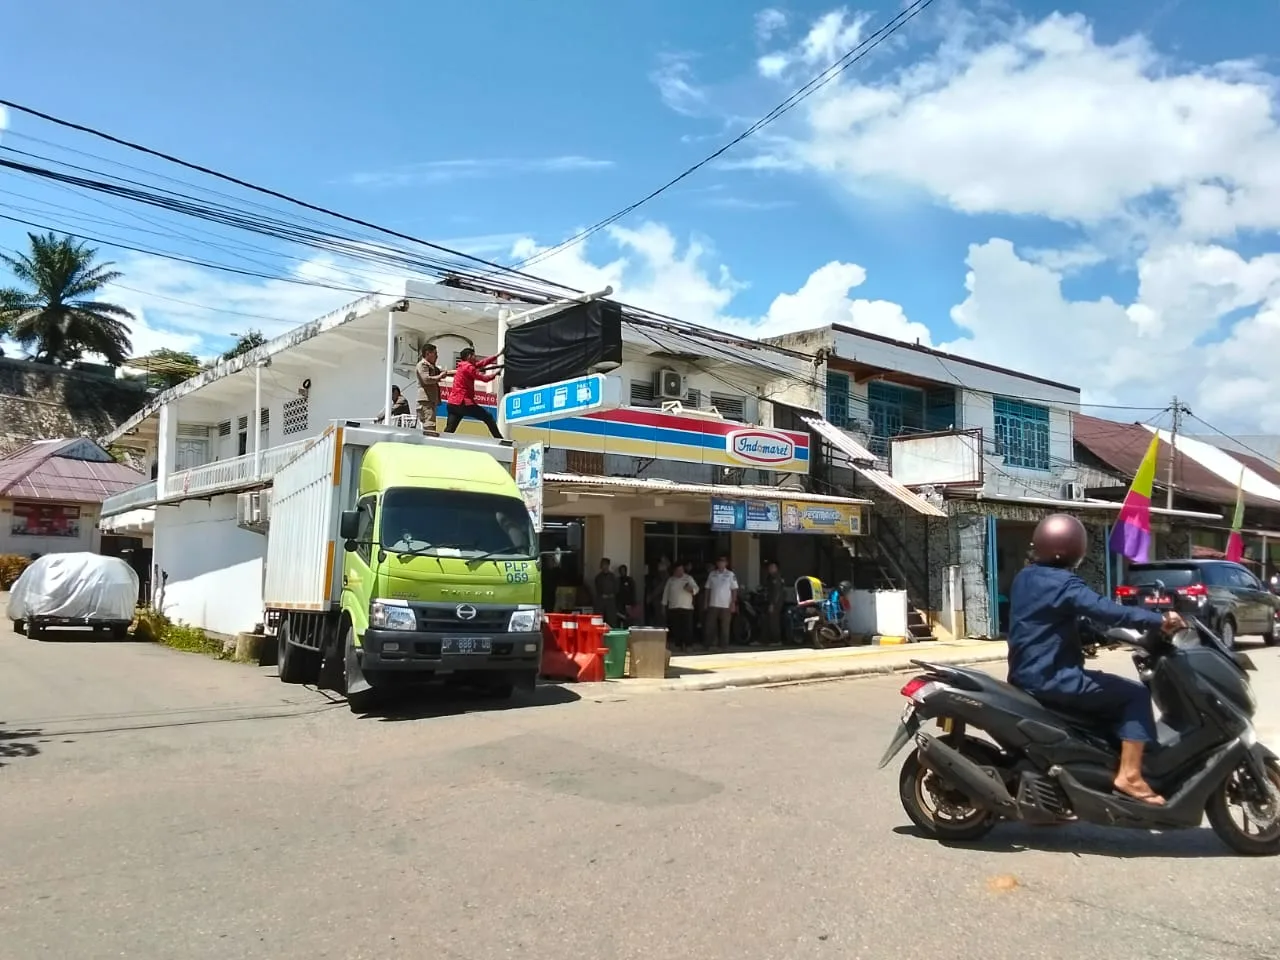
[277,619,319,684]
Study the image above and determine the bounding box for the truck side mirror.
[339,509,360,542]
[566,521,583,552]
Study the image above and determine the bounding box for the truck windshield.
[379,488,536,560]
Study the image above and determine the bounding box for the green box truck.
[262,422,547,707]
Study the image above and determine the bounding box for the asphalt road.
[1,612,1279,960]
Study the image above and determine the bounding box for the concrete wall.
[0,358,151,456]
[153,495,267,636]
[0,496,100,556]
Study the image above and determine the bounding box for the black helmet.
[1030,513,1087,568]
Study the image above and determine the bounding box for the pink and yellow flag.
[1109,434,1160,563]
[1225,468,1245,562]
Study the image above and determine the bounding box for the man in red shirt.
[443,347,503,438]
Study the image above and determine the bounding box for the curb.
[655,649,1007,693]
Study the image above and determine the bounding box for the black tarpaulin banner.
[503,300,623,390]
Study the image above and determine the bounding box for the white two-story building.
[100,279,900,638]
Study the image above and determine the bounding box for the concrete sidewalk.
[583,639,1008,695]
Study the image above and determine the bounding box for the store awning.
[801,415,877,463]
[854,467,948,517]
[796,414,945,517]
[544,473,871,505]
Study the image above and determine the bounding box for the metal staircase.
[836,519,936,642]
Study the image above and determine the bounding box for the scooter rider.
[1007,514,1184,806]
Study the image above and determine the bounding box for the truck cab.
[338,441,543,694]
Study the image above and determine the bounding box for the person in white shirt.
[703,555,739,649]
[662,562,699,650]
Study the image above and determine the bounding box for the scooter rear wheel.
[898,746,998,842]
[1206,757,1280,856]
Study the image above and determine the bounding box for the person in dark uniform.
[594,557,620,627]
[1007,513,1183,805]
[762,560,785,646]
[617,564,638,625]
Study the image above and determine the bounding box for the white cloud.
[510,222,746,330]
[760,261,934,344]
[651,53,710,118]
[0,105,8,131]
[749,10,1280,241]
[97,250,420,363]
[755,8,788,44]
[346,156,614,188]
[756,53,790,79]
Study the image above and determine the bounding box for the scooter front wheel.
[1206,756,1280,856]
[898,749,997,842]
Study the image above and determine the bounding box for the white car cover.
[8,553,140,622]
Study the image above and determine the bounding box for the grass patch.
[133,607,230,659]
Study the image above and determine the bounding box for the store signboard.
[710,498,781,533]
[781,501,863,536]
[11,502,81,538]
[502,374,623,427]
[448,403,811,473]
[514,443,545,532]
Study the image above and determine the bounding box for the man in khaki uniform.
[415,343,445,434]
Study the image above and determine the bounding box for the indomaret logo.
[727,429,796,465]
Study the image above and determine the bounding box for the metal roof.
[853,466,948,517]
[1073,413,1280,509]
[801,415,877,463]
[0,438,147,503]
[544,473,871,505]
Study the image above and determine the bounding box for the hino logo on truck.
[455,604,478,620]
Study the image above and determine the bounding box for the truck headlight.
[508,606,542,633]
[370,600,417,631]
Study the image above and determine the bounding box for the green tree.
[134,347,202,388]
[221,329,267,361]
[0,232,135,366]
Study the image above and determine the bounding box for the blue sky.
[4,1,1280,429]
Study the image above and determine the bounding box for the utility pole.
[1166,396,1190,510]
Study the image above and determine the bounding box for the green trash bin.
[603,628,630,679]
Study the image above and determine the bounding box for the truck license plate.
[443,637,491,655]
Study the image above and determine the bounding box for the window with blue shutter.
[992,396,1051,471]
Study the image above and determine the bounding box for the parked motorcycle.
[879,600,1280,855]
[794,576,853,648]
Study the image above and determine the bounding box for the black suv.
[1115,559,1280,648]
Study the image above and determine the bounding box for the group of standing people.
[378,343,504,439]
[606,556,788,652]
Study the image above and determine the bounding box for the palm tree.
[0,232,134,366]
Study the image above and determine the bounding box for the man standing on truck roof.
[415,343,446,435]
[443,347,503,439]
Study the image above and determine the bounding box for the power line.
[507,0,938,271]
[1186,413,1280,473]
[0,98,580,294]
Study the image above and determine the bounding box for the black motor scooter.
[879,600,1280,855]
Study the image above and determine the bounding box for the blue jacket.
[1007,563,1164,696]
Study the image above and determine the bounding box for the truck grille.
[414,605,513,634]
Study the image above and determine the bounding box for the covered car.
[9,553,139,640]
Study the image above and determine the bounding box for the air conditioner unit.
[653,368,684,401]
[1062,481,1086,502]
[237,491,262,525]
